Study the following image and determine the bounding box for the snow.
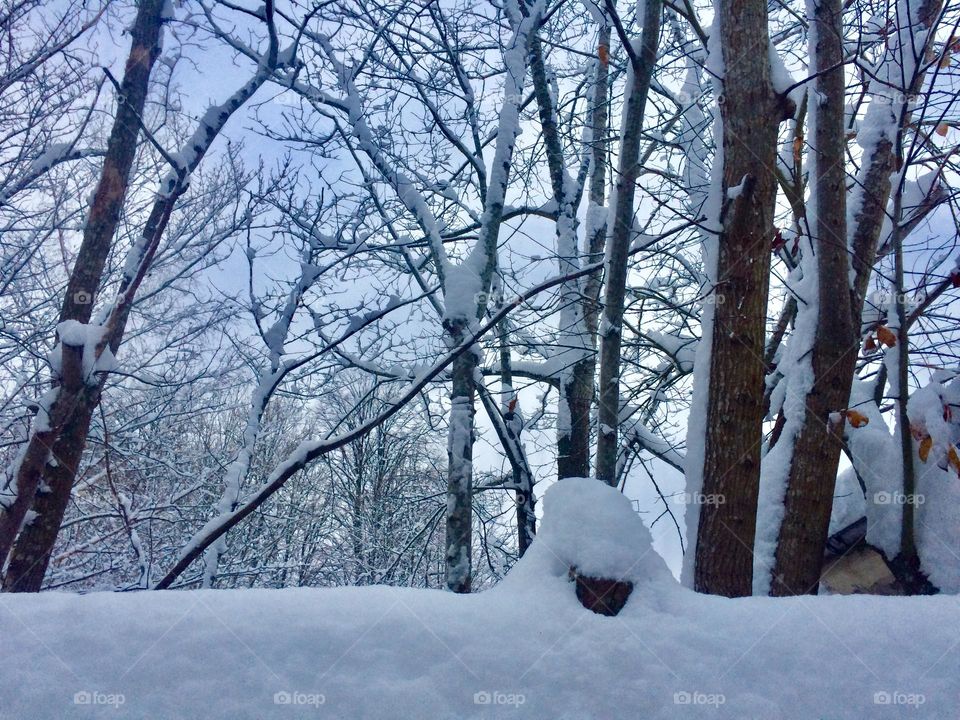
[845,379,903,557]
[647,331,697,372]
[522,477,671,583]
[3,478,960,718]
[681,20,724,588]
[55,320,115,380]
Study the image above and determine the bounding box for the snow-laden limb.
[316,33,452,290]
[847,0,941,311]
[0,145,105,208]
[200,243,319,588]
[620,415,685,474]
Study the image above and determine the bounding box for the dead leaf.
[948,445,960,474]
[876,325,898,347]
[919,435,933,462]
[845,410,870,428]
[598,44,609,67]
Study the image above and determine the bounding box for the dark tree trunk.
[770,0,856,595]
[558,26,611,481]
[0,0,165,581]
[444,332,476,594]
[692,0,777,597]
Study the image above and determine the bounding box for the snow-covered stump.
[519,477,671,616]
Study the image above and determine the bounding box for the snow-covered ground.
[2,479,957,719]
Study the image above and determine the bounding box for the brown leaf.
[948,445,960,475]
[876,325,898,347]
[845,410,870,428]
[919,435,933,463]
[936,122,950,137]
[598,44,609,67]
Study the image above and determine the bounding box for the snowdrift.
[2,478,956,719]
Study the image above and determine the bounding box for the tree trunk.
[558,26,611,481]
[445,333,476,593]
[691,0,777,597]
[0,0,165,579]
[595,0,662,484]
[769,0,856,595]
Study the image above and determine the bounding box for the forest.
[1,0,959,717]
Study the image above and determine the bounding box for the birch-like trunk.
[444,0,542,591]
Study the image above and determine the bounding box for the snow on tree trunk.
[684,0,778,597]
[529,34,590,483]
[444,0,543,592]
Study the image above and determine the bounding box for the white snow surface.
[3,477,959,719]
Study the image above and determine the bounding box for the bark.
[529,32,599,481]
[595,0,662,484]
[443,3,543,592]
[3,2,283,591]
[692,0,778,596]
[477,378,535,556]
[0,0,165,578]
[769,0,856,595]
[558,26,612,481]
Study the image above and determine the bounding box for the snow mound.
[503,478,672,591]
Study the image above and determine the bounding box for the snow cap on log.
[535,478,671,614]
